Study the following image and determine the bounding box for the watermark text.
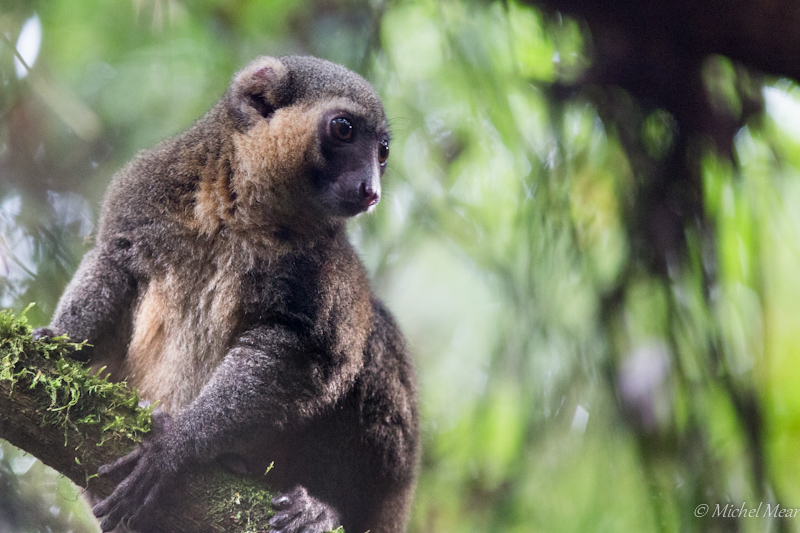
[694,502,800,519]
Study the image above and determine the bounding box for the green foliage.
[2,0,800,532]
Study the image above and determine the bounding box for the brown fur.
[127,263,244,414]
[43,55,418,533]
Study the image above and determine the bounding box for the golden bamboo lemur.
[36,56,418,533]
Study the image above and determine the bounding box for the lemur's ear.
[233,57,288,119]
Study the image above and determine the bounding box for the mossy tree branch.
[0,308,278,533]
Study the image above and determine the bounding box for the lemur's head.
[223,55,389,231]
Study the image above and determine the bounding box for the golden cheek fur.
[193,157,235,234]
[230,98,370,225]
[232,104,318,222]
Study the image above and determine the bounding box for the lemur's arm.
[91,324,356,532]
[36,246,137,362]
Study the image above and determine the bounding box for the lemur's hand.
[92,410,181,532]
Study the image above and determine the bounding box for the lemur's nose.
[360,182,380,208]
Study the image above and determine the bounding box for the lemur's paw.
[269,486,340,533]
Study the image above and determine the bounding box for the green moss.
[211,475,345,533]
[0,306,153,450]
[208,472,274,533]
[207,468,344,533]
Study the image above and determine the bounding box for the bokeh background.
[2,0,800,531]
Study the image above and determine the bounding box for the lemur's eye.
[330,117,353,142]
[378,140,389,166]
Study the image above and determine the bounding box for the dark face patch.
[311,108,390,218]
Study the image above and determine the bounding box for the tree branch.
[0,308,275,533]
